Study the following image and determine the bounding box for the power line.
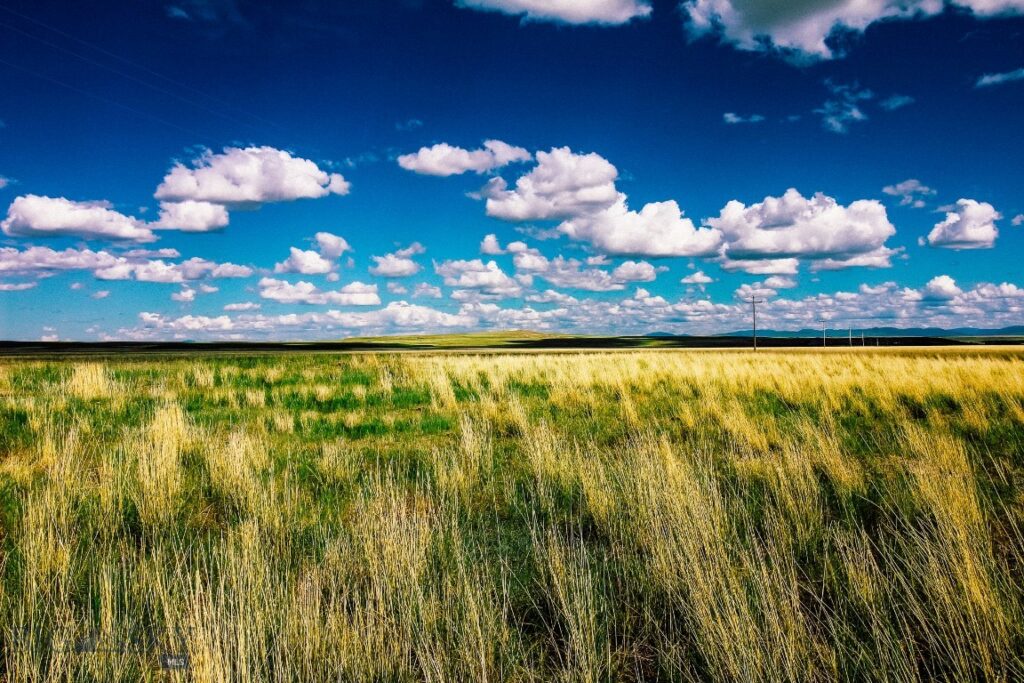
[0,55,202,137]
[0,2,282,131]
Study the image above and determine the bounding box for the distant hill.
[721,326,1024,339]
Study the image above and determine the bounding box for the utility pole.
[820,320,827,347]
[745,298,765,351]
[861,332,865,347]
[849,326,853,347]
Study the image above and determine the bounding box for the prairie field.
[0,348,1023,681]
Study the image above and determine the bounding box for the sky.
[0,0,1022,341]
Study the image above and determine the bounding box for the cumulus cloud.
[681,270,714,285]
[707,188,898,273]
[95,257,253,283]
[2,195,155,242]
[0,176,10,190]
[723,112,764,124]
[480,233,505,255]
[274,231,352,275]
[682,0,1024,60]
[435,259,522,297]
[113,271,1024,341]
[456,0,652,25]
[510,248,662,291]
[398,140,531,176]
[482,147,722,257]
[921,275,962,300]
[152,200,230,231]
[314,232,351,259]
[369,243,426,277]
[882,178,935,208]
[924,199,1001,249]
[274,248,334,275]
[154,146,350,206]
[1012,214,1023,227]
[482,147,620,221]
[764,275,797,289]
[413,283,443,299]
[976,67,1024,88]
[258,277,381,305]
[559,199,723,257]
[610,260,661,282]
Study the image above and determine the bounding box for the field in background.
[1,348,1023,681]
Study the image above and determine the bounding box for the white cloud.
[274,232,351,274]
[413,283,443,299]
[2,195,155,242]
[456,0,652,25]
[559,198,723,257]
[224,302,261,311]
[707,188,898,272]
[526,289,578,304]
[1012,214,1023,227]
[0,176,10,190]
[369,243,426,277]
[483,147,721,257]
[815,81,873,133]
[480,233,505,255]
[153,200,229,231]
[0,246,119,275]
[924,199,1000,249]
[91,290,111,299]
[0,281,37,291]
[315,232,351,259]
[511,250,659,291]
[681,270,714,285]
[882,178,935,208]
[921,275,962,300]
[258,277,381,306]
[879,94,914,111]
[95,257,252,283]
[154,146,350,206]
[398,140,531,176]
[482,147,620,222]
[435,259,522,297]
[275,247,334,275]
[976,67,1024,88]
[387,282,409,294]
[723,112,764,124]
[171,286,196,302]
[610,260,660,282]
[735,282,777,300]
[115,272,1024,341]
[682,0,1024,60]
[764,275,797,289]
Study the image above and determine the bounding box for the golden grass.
[0,347,1021,680]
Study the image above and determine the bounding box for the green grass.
[0,348,1022,681]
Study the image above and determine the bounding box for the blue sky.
[1,0,1022,340]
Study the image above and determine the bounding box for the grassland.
[1,348,1022,681]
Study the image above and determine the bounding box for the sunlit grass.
[0,348,1022,680]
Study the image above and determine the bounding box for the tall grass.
[0,348,1022,680]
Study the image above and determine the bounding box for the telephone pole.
[820,320,827,347]
[746,297,765,351]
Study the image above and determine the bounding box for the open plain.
[1,348,1022,681]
